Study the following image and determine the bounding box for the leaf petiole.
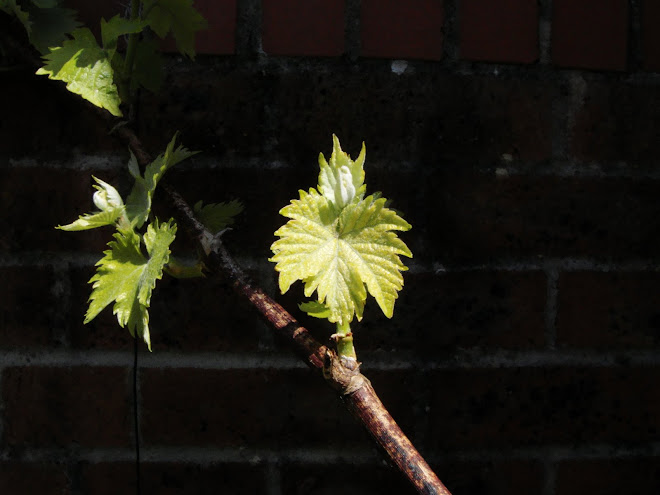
[332,320,356,361]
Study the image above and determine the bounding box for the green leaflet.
[56,177,125,231]
[86,220,177,351]
[126,133,199,228]
[318,134,366,211]
[271,139,412,326]
[143,0,207,58]
[36,28,122,116]
[194,199,243,234]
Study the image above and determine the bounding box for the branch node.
[323,348,369,395]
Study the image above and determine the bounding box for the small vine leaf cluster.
[270,135,413,330]
[57,134,242,350]
[1,0,207,116]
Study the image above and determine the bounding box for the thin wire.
[133,336,141,495]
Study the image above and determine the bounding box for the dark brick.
[80,462,266,495]
[0,72,116,155]
[137,68,270,157]
[0,167,120,254]
[460,0,539,64]
[2,366,132,448]
[552,0,628,71]
[0,266,57,348]
[422,174,660,262]
[556,458,660,495]
[360,0,444,60]
[427,367,660,450]
[149,273,269,352]
[557,271,660,349]
[0,462,69,495]
[356,271,546,356]
[266,71,553,167]
[432,459,544,495]
[262,0,345,56]
[141,368,417,449]
[570,81,660,165]
[642,0,660,71]
[281,462,415,494]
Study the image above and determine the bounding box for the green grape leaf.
[299,301,331,319]
[125,133,198,228]
[270,189,412,325]
[318,134,366,210]
[57,177,125,231]
[25,5,80,54]
[164,256,205,278]
[36,28,122,116]
[85,219,177,351]
[143,0,207,58]
[193,199,243,234]
[101,15,144,59]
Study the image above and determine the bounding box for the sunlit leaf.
[36,28,122,116]
[85,220,177,350]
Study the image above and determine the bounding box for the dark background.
[2,0,660,493]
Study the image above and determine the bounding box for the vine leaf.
[1,0,79,54]
[101,15,144,59]
[270,189,412,325]
[85,220,177,351]
[126,133,199,228]
[56,177,125,231]
[143,0,207,58]
[194,199,243,234]
[36,27,122,116]
[318,134,366,210]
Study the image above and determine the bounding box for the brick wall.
[1,1,660,494]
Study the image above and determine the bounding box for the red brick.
[62,0,118,39]
[425,175,660,261]
[570,81,660,164]
[642,0,660,71]
[2,366,132,447]
[141,368,417,449]
[191,0,236,55]
[0,267,57,348]
[0,168,118,254]
[552,0,628,71]
[80,462,265,494]
[354,271,546,355]
[0,462,69,495]
[360,0,444,60]
[556,458,660,495]
[427,367,660,450]
[460,0,539,64]
[432,459,544,495]
[557,272,660,349]
[262,0,345,56]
